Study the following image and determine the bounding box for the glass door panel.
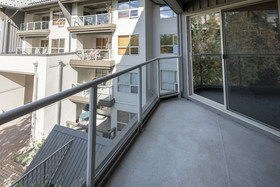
[223,0,280,129]
[191,13,224,104]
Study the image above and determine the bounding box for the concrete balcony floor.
[105,98,280,187]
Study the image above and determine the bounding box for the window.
[161,70,177,91]
[118,35,139,55]
[160,34,178,54]
[96,38,108,49]
[51,39,64,53]
[160,6,176,19]
[117,110,137,131]
[118,72,138,93]
[118,0,139,18]
[52,11,65,25]
[96,69,110,86]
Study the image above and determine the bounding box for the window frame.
[160,34,178,54]
[117,110,137,131]
[118,0,139,19]
[118,35,139,55]
[118,72,138,94]
[51,39,65,54]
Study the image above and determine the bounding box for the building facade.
[0,0,178,140]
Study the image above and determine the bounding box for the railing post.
[87,85,97,187]
[177,57,181,98]
[157,59,161,98]
[138,67,142,127]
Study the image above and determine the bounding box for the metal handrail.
[10,139,73,187]
[0,56,180,125]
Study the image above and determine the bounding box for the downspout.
[57,61,65,125]
[32,62,38,143]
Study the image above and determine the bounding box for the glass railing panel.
[71,13,111,26]
[84,15,96,25]
[42,22,49,29]
[27,23,34,30]
[95,69,140,175]
[97,13,110,24]
[75,49,112,60]
[34,22,41,30]
[141,61,159,117]
[16,47,49,55]
[158,58,179,96]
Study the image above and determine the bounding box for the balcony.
[68,83,115,107]
[70,49,115,69]
[68,13,116,34]
[16,47,48,55]
[2,56,280,187]
[17,21,50,37]
[105,98,280,186]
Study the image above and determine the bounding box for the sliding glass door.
[191,13,224,104]
[223,0,280,129]
[190,0,280,130]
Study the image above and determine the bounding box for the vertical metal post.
[138,67,142,127]
[177,58,181,98]
[157,59,161,98]
[87,86,97,187]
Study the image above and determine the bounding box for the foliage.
[14,139,45,167]
[191,13,223,86]
[224,8,280,87]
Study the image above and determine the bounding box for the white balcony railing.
[71,13,111,26]
[76,49,112,61]
[16,47,49,55]
[72,83,113,101]
[118,8,139,18]
[20,21,49,31]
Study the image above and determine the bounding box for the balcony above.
[68,84,115,107]
[17,21,50,38]
[70,49,115,69]
[68,13,116,34]
[16,47,48,55]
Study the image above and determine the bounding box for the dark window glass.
[224,1,280,129]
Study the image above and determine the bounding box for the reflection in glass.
[191,13,224,104]
[224,1,280,129]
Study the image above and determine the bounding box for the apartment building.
[0,0,178,140]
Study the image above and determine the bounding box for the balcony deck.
[69,59,115,69]
[67,24,116,34]
[16,30,50,38]
[105,98,280,187]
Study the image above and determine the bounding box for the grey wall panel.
[1,8,23,53]
[184,0,245,13]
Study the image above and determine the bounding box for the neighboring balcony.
[16,47,49,55]
[68,13,116,34]
[70,49,115,69]
[68,83,115,107]
[17,21,50,37]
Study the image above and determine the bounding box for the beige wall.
[0,72,34,112]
